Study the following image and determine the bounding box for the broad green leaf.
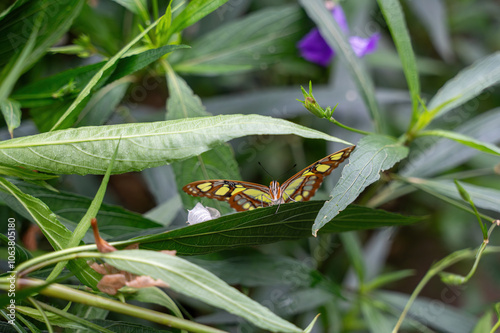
[0,99,21,137]
[167,0,229,41]
[377,0,420,121]
[0,178,100,288]
[13,44,188,108]
[405,178,500,214]
[50,16,164,131]
[313,135,409,234]
[401,108,500,177]
[166,70,241,213]
[75,78,131,127]
[103,249,302,333]
[0,0,84,72]
[12,180,162,241]
[120,203,420,256]
[428,52,500,118]
[299,0,382,132]
[173,5,308,75]
[0,114,351,175]
[417,129,500,156]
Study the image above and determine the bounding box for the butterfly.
[182,145,355,212]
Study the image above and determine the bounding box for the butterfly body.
[183,145,355,212]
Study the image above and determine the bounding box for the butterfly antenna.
[258,161,274,179]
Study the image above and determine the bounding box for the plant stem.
[328,117,371,135]
[19,278,228,333]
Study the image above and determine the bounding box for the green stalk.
[19,278,227,333]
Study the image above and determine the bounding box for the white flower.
[187,203,221,225]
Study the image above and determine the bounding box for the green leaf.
[75,78,131,127]
[303,314,321,333]
[167,0,229,41]
[472,310,493,333]
[428,52,500,119]
[0,178,100,288]
[361,302,394,333]
[0,99,21,137]
[401,108,500,177]
[103,249,302,333]
[165,69,241,213]
[377,0,420,122]
[417,129,500,156]
[121,203,420,256]
[173,5,308,75]
[13,44,188,108]
[0,13,40,101]
[406,0,452,61]
[0,233,32,265]
[47,140,121,281]
[299,0,382,132]
[340,232,365,282]
[313,135,409,234]
[405,178,500,214]
[111,0,147,18]
[377,291,477,332]
[126,287,183,319]
[49,16,164,131]
[12,180,162,241]
[0,0,84,72]
[0,114,350,175]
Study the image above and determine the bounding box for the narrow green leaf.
[417,129,500,156]
[0,12,40,100]
[377,0,420,122]
[13,44,188,108]
[428,52,500,119]
[406,178,500,214]
[12,180,162,241]
[304,314,321,333]
[299,0,382,132]
[0,114,351,175]
[0,0,84,72]
[402,108,500,177]
[406,0,452,61]
[75,78,131,127]
[50,16,164,131]
[361,302,394,333]
[47,140,122,281]
[126,287,183,319]
[103,249,302,332]
[111,0,148,19]
[165,69,241,213]
[168,0,229,40]
[173,5,307,75]
[0,178,100,288]
[365,269,414,291]
[313,135,409,234]
[0,233,32,265]
[340,232,365,282]
[120,203,420,256]
[472,310,493,333]
[0,99,21,137]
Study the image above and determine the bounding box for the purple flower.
[297,5,380,66]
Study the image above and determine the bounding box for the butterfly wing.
[183,180,272,212]
[280,145,355,202]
